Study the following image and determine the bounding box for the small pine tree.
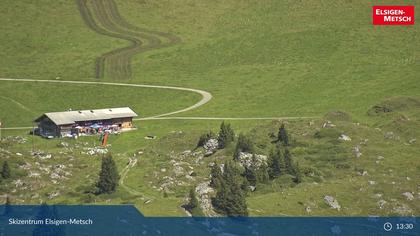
[284,149,294,175]
[278,124,289,146]
[212,161,248,216]
[268,148,282,179]
[96,154,120,194]
[218,122,235,149]
[1,161,11,179]
[293,162,303,184]
[234,134,254,158]
[209,163,222,188]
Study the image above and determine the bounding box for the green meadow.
[0,0,419,216]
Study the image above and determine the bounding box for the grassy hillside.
[0,0,419,217]
[115,0,420,118]
[1,0,419,119]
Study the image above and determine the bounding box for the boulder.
[377,200,387,209]
[322,121,336,128]
[203,138,218,154]
[338,134,351,141]
[384,132,395,139]
[352,146,362,158]
[402,192,414,201]
[237,152,267,169]
[324,195,341,210]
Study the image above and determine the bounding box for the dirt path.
[119,156,154,201]
[0,77,212,122]
[0,78,319,131]
[76,0,181,80]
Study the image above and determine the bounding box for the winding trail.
[76,0,181,80]
[0,77,212,122]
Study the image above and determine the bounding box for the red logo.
[373,6,415,25]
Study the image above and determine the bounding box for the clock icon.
[384,222,393,231]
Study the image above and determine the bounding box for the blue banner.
[0,205,418,236]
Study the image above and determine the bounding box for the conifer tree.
[217,122,235,149]
[278,124,289,146]
[96,154,120,194]
[1,161,10,179]
[268,148,282,179]
[284,149,294,175]
[212,161,248,216]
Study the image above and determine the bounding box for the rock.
[324,195,341,210]
[12,179,24,188]
[58,142,69,148]
[406,177,411,181]
[181,150,192,156]
[203,139,218,154]
[352,145,362,158]
[377,200,387,209]
[358,170,368,176]
[204,151,214,157]
[196,181,216,216]
[237,152,267,169]
[373,193,383,198]
[144,199,152,204]
[47,191,60,199]
[39,154,52,160]
[377,156,384,160]
[338,134,351,141]
[16,153,23,156]
[402,192,414,201]
[4,136,27,144]
[368,180,376,185]
[28,172,41,178]
[384,132,395,139]
[322,121,336,128]
[160,168,166,172]
[84,147,108,155]
[173,166,184,177]
[359,139,369,145]
[408,138,416,144]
